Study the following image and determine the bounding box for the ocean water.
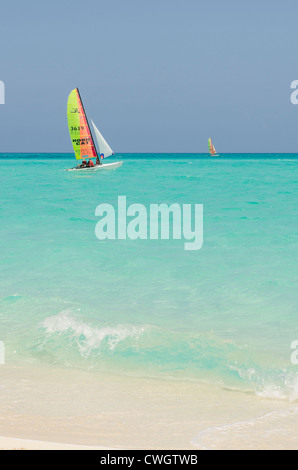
[0,153,297,405]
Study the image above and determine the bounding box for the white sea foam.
[232,364,298,402]
[41,310,146,358]
[191,407,298,450]
[256,373,298,402]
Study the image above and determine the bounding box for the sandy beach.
[0,363,297,450]
[0,436,115,450]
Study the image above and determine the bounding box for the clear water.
[0,153,297,400]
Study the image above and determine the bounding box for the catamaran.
[66,88,123,171]
[208,138,219,157]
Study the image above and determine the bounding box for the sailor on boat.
[78,159,87,168]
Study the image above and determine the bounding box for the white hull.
[66,161,123,171]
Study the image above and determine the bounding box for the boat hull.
[66,161,123,171]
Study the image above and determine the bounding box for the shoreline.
[0,363,298,450]
[0,435,117,450]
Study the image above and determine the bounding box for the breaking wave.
[41,310,146,358]
[7,308,296,403]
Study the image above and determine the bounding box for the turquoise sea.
[0,153,297,404]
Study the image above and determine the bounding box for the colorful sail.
[208,138,217,156]
[91,120,114,159]
[67,88,98,160]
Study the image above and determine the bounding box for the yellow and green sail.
[67,88,98,160]
[208,138,217,156]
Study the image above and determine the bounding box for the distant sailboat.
[66,88,123,171]
[208,138,219,157]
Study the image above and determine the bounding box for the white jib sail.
[91,120,114,159]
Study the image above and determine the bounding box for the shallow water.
[0,153,297,403]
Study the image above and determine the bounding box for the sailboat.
[66,88,123,171]
[208,138,219,157]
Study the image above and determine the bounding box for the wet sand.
[0,364,297,450]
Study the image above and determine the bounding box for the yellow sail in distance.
[208,138,217,156]
[67,88,98,160]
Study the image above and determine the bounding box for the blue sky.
[0,0,298,153]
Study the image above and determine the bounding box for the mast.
[76,87,99,160]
